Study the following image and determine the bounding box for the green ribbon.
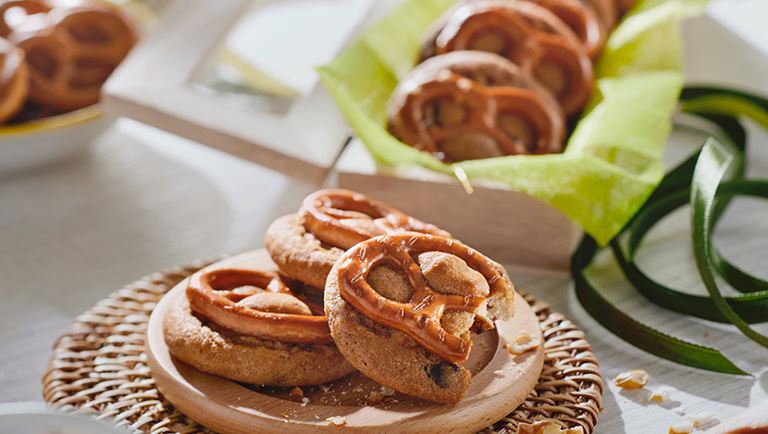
[572,87,768,375]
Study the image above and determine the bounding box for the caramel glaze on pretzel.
[424,1,594,117]
[336,233,514,364]
[6,0,137,111]
[187,268,332,344]
[301,189,450,250]
[526,0,606,59]
[391,66,565,161]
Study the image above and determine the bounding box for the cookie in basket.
[324,232,516,404]
[419,0,593,117]
[265,189,449,289]
[388,50,565,162]
[163,266,354,386]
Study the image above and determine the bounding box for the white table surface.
[1,2,768,433]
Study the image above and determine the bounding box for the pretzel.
[0,0,51,38]
[336,233,514,364]
[427,1,593,117]
[186,268,332,344]
[301,189,450,250]
[11,2,136,111]
[392,68,564,161]
[615,0,635,14]
[0,36,28,122]
[526,0,606,59]
[585,0,618,29]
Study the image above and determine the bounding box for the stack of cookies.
[164,189,517,405]
[388,0,634,162]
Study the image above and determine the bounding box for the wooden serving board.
[146,249,545,434]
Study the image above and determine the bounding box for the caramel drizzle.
[187,268,332,344]
[401,70,564,160]
[302,189,449,250]
[337,233,512,364]
[434,3,593,116]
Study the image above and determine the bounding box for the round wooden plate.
[146,249,546,434]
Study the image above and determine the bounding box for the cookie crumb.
[505,332,540,355]
[613,369,649,390]
[650,386,674,403]
[367,390,385,404]
[668,421,693,433]
[326,416,347,426]
[289,386,304,402]
[516,420,585,434]
[690,412,716,428]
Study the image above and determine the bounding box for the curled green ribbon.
[571,87,768,374]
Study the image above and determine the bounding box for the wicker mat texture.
[43,260,603,433]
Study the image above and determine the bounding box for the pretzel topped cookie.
[2,0,137,111]
[267,189,450,289]
[301,189,450,250]
[421,1,593,117]
[186,268,331,344]
[166,262,354,386]
[336,233,513,363]
[325,233,516,403]
[389,51,565,162]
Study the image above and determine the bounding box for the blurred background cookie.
[0,0,137,117]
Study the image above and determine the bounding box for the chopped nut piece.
[689,412,716,428]
[516,420,585,434]
[668,421,693,433]
[650,386,674,403]
[505,332,540,355]
[326,416,346,426]
[613,369,649,390]
[288,386,304,402]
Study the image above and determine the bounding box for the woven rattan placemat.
[43,260,603,433]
